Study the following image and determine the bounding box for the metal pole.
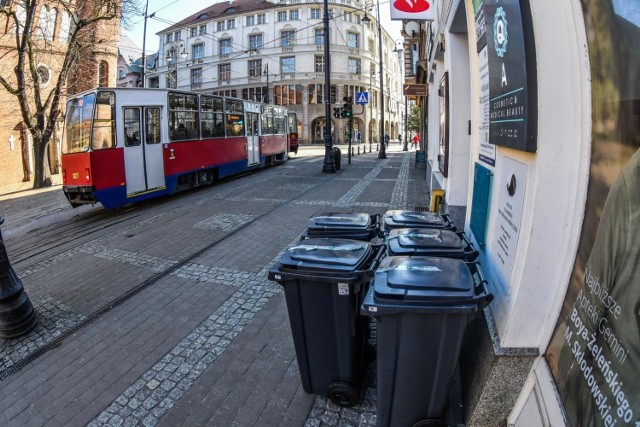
[140,0,150,88]
[377,0,386,159]
[403,96,408,151]
[265,63,269,103]
[322,0,336,173]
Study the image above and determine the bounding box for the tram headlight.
[85,168,91,182]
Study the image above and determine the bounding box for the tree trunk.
[32,137,52,189]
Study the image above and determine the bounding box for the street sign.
[403,84,428,96]
[390,0,435,21]
[356,92,369,105]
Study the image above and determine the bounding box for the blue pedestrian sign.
[356,92,369,105]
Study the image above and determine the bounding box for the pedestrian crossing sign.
[356,92,369,105]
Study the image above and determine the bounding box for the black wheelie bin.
[382,210,456,234]
[301,212,381,241]
[268,238,384,407]
[386,228,478,261]
[361,256,492,426]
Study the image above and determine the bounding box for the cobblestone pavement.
[0,145,433,426]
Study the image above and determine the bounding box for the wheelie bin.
[301,212,381,241]
[268,238,384,407]
[361,256,492,426]
[382,209,456,234]
[333,147,342,171]
[386,228,478,261]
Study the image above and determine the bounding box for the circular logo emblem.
[493,7,508,58]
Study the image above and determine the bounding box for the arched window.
[98,61,109,87]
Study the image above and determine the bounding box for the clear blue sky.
[123,0,404,54]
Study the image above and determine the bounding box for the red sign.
[390,0,434,21]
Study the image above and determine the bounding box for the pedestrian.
[384,133,390,148]
[398,134,402,146]
[413,133,419,150]
[357,131,361,144]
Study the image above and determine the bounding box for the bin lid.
[307,213,371,232]
[373,256,474,303]
[387,228,464,254]
[276,238,372,273]
[384,210,445,229]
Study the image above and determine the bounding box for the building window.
[191,68,202,86]
[174,31,181,41]
[274,85,302,105]
[227,19,235,29]
[314,55,324,72]
[190,27,197,37]
[280,56,295,74]
[308,84,336,104]
[249,34,263,50]
[199,25,207,35]
[281,30,295,47]
[118,69,126,79]
[348,58,361,74]
[257,14,266,24]
[219,63,231,81]
[165,33,172,43]
[368,38,374,53]
[98,61,109,87]
[248,59,262,77]
[193,43,204,59]
[242,87,265,102]
[289,10,299,20]
[310,8,321,19]
[166,48,176,65]
[216,21,224,31]
[277,11,287,22]
[246,15,254,26]
[314,28,323,45]
[347,32,359,48]
[148,77,159,88]
[219,39,232,55]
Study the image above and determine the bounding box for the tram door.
[246,112,260,166]
[123,107,166,195]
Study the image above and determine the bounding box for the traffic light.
[333,107,341,119]
[340,107,347,118]
[343,96,353,118]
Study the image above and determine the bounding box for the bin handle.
[441,213,458,233]
[465,261,494,309]
[460,232,479,262]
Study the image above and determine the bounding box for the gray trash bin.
[301,212,381,241]
[333,147,342,170]
[362,256,492,426]
[386,228,478,261]
[383,210,456,234]
[268,238,384,406]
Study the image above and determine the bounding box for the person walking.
[398,134,402,146]
[413,133,420,150]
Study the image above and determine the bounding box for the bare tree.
[0,0,139,188]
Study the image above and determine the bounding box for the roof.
[159,0,277,34]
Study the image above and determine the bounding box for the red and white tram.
[61,88,298,209]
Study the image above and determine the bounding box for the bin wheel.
[364,343,376,365]
[327,381,359,407]
[412,419,448,427]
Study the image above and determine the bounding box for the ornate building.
[148,0,404,145]
[0,0,120,188]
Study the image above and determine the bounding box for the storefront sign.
[473,0,487,51]
[483,0,536,152]
[403,84,427,96]
[390,0,434,21]
[488,157,526,290]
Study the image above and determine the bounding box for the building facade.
[0,0,120,189]
[147,0,405,146]
[409,0,640,425]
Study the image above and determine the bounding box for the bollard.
[357,146,360,155]
[0,216,38,338]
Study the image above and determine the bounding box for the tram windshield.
[63,93,96,154]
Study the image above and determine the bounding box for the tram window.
[201,95,225,138]
[63,93,95,153]
[168,92,199,141]
[145,108,161,144]
[92,92,116,150]
[124,108,142,147]
[274,114,286,134]
[261,112,274,134]
[226,113,245,136]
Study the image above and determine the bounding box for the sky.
[123,0,404,54]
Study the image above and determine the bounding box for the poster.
[545,1,640,425]
[478,46,495,166]
[487,157,526,291]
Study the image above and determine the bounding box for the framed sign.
[438,72,449,177]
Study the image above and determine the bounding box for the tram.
[61,88,298,209]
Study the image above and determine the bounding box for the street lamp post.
[166,43,187,89]
[322,0,336,172]
[392,42,408,152]
[263,63,270,103]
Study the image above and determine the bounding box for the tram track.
[0,163,337,382]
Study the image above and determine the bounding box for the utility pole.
[140,0,152,88]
